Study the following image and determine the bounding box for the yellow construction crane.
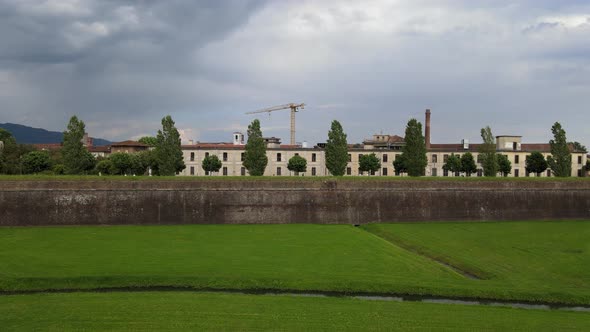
[245,103,305,145]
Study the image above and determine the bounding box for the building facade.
[179,111,587,178]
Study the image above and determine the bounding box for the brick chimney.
[425,109,431,149]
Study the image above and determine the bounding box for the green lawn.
[1,174,589,181]
[1,222,589,304]
[0,224,464,295]
[363,221,590,304]
[1,292,588,331]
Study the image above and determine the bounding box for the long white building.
[180,111,587,177]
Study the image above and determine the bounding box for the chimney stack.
[425,109,431,149]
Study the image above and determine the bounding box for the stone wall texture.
[1,180,589,226]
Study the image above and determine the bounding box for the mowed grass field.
[363,221,590,304]
[1,292,589,331]
[0,224,465,295]
[1,222,590,305]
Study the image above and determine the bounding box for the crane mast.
[246,103,305,145]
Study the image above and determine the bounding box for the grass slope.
[1,292,589,331]
[363,221,590,304]
[0,224,463,295]
[1,174,589,181]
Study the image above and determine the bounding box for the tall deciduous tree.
[202,154,222,175]
[243,119,267,176]
[497,154,512,177]
[287,155,307,174]
[479,126,498,177]
[325,120,348,176]
[62,116,95,174]
[547,122,571,177]
[359,153,381,175]
[401,118,427,176]
[526,151,548,176]
[155,115,185,176]
[460,152,477,177]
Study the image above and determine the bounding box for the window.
[432,168,437,176]
[515,155,519,164]
[443,169,449,177]
[312,153,316,162]
[223,167,228,176]
[578,156,583,164]
[513,142,517,151]
[432,154,438,163]
[477,154,482,164]
[223,152,228,162]
[277,167,282,176]
[295,153,299,156]
[190,166,194,175]
[241,153,245,161]
[312,167,317,176]
[205,152,209,158]
[443,154,449,162]
[277,153,282,162]
[346,167,351,175]
[190,152,195,161]
[514,169,519,177]
[382,167,388,176]
[358,154,363,161]
[348,154,352,162]
[241,167,246,176]
[383,154,388,163]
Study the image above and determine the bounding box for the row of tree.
[1,115,585,177]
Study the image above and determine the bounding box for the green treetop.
[287,155,307,174]
[243,119,268,176]
[359,153,381,175]
[460,152,477,177]
[62,116,95,175]
[547,122,571,177]
[497,154,512,177]
[324,120,348,176]
[526,151,548,176]
[202,154,222,175]
[401,118,427,177]
[479,126,498,177]
[442,154,461,175]
[155,115,185,176]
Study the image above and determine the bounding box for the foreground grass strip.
[363,221,590,305]
[1,292,589,331]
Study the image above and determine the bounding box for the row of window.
[188,152,584,166]
[188,152,318,162]
[189,166,319,176]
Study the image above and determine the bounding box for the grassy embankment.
[0,174,588,181]
[1,292,589,331]
[1,222,589,305]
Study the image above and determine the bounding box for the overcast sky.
[0,0,589,146]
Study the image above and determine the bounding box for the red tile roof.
[33,143,62,151]
[110,140,149,147]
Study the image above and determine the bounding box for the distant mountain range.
[0,123,112,146]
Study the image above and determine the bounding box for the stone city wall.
[1,180,589,226]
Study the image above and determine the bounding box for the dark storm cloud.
[0,0,269,139]
[0,0,589,146]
